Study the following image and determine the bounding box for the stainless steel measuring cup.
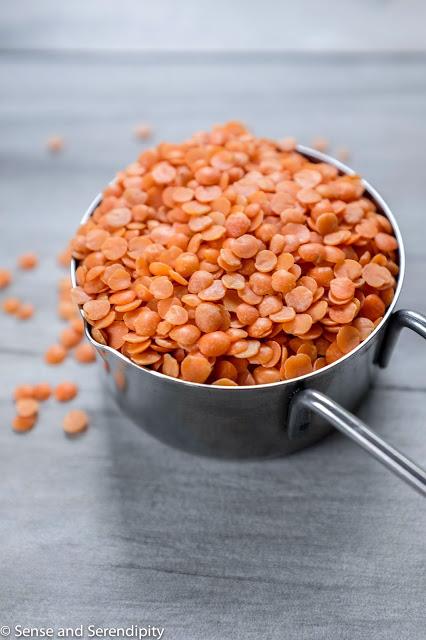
[72,147,426,495]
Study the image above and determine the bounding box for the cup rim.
[71,145,405,391]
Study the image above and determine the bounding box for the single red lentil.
[13,415,37,432]
[60,325,82,349]
[55,382,78,402]
[16,398,39,418]
[16,302,35,320]
[63,409,89,435]
[134,123,153,140]
[14,384,35,400]
[312,137,329,152]
[18,253,38,270]
[45,344,67,365]
[33,382,52,401]
[336,147,350,162]
[47,136,64,153]
[2,297,20,314]
[74,343,96,363]
[0,269,12,289]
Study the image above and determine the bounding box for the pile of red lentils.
[70,122,398,386]
[1,250,95,434]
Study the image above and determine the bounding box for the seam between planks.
[2,48,426,65]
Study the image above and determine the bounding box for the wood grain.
[0,47,425,638]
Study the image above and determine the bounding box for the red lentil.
[63,409,89,435]
[33,382,52,401]
[134,123,153,140]
[312,137,329,152]
[0,269,12,289]
[16,302,35,320]
[55,381,78,402]
[60,325,82,349]
[16,398,39,418]
[2,297,20,314]
[14,384,35,400]
[18,253,38,270]
[70,122,398,384]
[13,415,37,432]
[45,344,67,365]
[47,136,64,153]
[336,147,350,162]
[74,343,96,363]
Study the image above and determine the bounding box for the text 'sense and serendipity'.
[0,626,164,640]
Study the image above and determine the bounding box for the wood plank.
[0,384,425,636]
[1,1,426,53]
[0,52,425,636]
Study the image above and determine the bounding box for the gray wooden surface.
[2,0,426,52]
[1,28,426,640]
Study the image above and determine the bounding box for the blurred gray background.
[1,2,425,639]
[3,0,426,51]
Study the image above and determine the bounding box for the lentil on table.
[70,122,399,385]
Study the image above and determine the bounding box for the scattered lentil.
[13,415,36,432]
[33,382,52,401]
[63,409,89,435]
[14,384,35,400]
[16,302,35,320]
[74,343,96,363]
[312,137,329,152]
[0,269,12,289]
[18,253,38,270]
[16,398,39,418]
[134,123,153,140]
[47,136,64,153]
[2,297,20,314]
[60,325,82,349]
[45,344,67,365]
[55,381,78,402]
[336,147,350,162]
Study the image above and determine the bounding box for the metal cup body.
[73,146,405,458]
[96,330,379,457]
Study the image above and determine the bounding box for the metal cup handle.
[288,309,426,496]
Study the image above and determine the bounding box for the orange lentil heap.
[70,122,398,385]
